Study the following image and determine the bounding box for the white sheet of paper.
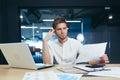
[22,71,59,80]
[56,66,80,72]
[75,42,107,63]
[56,73,83,80]
[74,65,104,72]
[22,71,83,80]
[88,67,120,78]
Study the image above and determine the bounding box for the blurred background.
[0,0,120,64]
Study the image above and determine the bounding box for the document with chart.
[22,71,83,80]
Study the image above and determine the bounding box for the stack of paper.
[22,71,83,80]
[56,73,82,80]
[56,66,87,74]
[22,71,59,80]
[87,67,120,78]
[73,65,105,72]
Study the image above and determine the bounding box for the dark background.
[0,0,120,64]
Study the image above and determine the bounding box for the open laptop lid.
[0,43,39,70]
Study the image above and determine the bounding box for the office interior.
[0,0,120,64]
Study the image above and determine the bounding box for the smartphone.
[85,64,105,68]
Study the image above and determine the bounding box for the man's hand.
[88,54,109,65]
[99,54,109,64]
[42,29,55,64]
[44,29,55,41]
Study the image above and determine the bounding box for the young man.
[42,17,109,64]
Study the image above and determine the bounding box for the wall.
[6,0,111,42]
[109,26,120,63]
[0,0,8,64]
[0,0,2,41]
[5,0,120,42]
[0,0,8,43]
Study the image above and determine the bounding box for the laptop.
[0,43,54,70]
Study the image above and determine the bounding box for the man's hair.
[52,17,68,29]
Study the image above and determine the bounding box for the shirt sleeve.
[47,42,54,64]
[77,42,83,55]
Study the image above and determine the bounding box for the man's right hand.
[44,29,55,41]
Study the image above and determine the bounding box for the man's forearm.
[42,40,51,64]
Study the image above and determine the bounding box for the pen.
[92,68,111,72]
[100,68,111,71]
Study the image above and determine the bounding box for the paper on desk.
[56,73,83,80]
[74,65,104,72]
[75,42,107,63]
[56,66,80,72]
[22,71,83,80]
[87,67,120,78]
[22,71,59,80]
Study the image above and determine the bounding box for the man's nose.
[61,29,64,34]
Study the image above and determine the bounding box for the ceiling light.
[21,26,38,29]
[20,15,23,19]
[43,19,81,23]
[39,26,52,29]
[76,33,84,42]
[108,15,113,20]
[43,19,54,21]
[105,7,111,10]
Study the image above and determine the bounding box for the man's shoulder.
[68,38,83,45]
[68,38,79,42]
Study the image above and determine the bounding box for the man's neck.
[58,37,68,44]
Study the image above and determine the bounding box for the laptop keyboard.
[35,63,54,69]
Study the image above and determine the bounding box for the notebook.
[73,65,105,72]
[0,43,54,70]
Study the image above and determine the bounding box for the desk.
[0,64,120,80]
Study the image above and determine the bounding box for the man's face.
[54,23,68,40]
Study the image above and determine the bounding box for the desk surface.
[0,64,120,80]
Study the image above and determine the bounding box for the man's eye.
[63,28,67,30]
[57,29,61,30]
